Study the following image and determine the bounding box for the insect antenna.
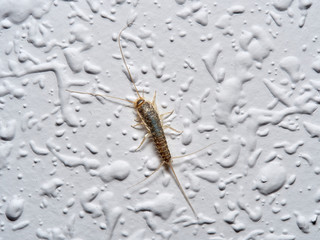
[127,161,165,190]
[66,89,134,105]
[172,143,215,160]
[118,22,142,98]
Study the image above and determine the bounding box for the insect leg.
[163,125,182,134]
[160,110,174,120]
[135,132,150,151]
[131,123,143,129]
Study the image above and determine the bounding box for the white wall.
[1,0,320,239]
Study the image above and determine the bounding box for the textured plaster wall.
[1,0,320,239]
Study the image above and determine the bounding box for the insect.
[68,20,211,219]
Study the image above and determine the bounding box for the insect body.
[139,103,171,163]
[136,100,171,162]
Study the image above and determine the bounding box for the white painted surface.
[1,0,320,239]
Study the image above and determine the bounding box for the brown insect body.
[135,99,171,162]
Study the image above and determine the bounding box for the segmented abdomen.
[152,131,171,162]
[137,101,171,162]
